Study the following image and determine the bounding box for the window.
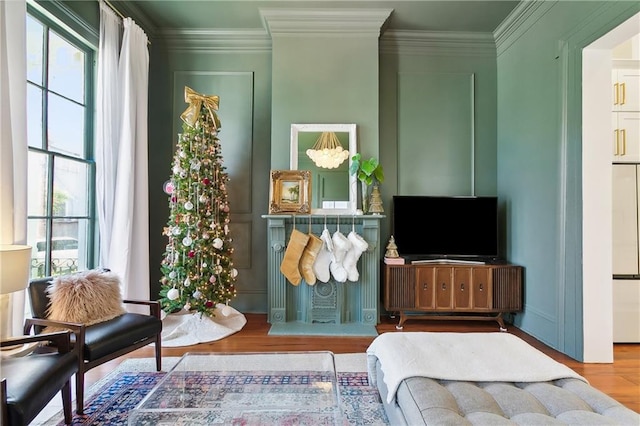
[26,8,96,278]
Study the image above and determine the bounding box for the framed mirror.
[290,123,357,214]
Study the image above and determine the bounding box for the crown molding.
[494,0,557,56]
[260,8,393,37]
[380,30,496,57]
[158,29,271,53]
[113,1,158,39]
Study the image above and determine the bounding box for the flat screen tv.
[392,195,499,260]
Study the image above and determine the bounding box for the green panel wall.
[497,1,640,360]
[380,49,498,247]
[398,72,474,195]
[157,51,272,313]
[52,1,640,361]
[270,36,380,170]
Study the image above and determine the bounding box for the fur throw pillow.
[46,269,126,329]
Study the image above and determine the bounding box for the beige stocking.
[299,233,323,285]
[280,229,309,286]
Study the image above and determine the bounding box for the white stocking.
[329,230,351,283]
[344,231,369,282]
[313,228,333,283]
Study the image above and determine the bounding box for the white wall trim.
[260,8,392,37]
[494,0,556,57]
[582,46,615,363]
[581,11,640,362]
[380,30,495,56]
[159,29,271,53]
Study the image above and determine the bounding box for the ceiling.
[123,1,521,34]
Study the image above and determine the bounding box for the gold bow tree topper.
[180,86,222,130]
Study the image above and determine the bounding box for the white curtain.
[109,18,149,302]
[97,5,150,303]
[0,0,28,335]
[96,2,121,267]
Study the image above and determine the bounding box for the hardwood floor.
[86,314,640,413]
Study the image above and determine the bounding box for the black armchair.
[1,331,77,426]
[24,276,163,415]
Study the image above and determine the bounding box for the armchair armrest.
[24,318,84,335]
[123,299,161,319]
[24,318,86,359]
[1,331,72,353]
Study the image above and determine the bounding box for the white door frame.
[582,13,639,362]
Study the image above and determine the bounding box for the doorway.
[582,13,640,362]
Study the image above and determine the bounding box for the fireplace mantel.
[262,214,383,335]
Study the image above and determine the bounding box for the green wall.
[159,51,273,313]
[46,0,640,361]
[270,35,380,170]
[380,47,499,248]
[497,1,640,360]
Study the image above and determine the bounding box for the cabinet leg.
[496,313,507,332]
[396,312,406,330]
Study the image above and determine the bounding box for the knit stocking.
[280,229,309,286]
[313,228,334,283]
[344,231,369,282]
[329,230,351,283]
[299,233,323,285]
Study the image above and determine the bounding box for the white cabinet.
[612,164,639,274]
[612,113,640,162]
[612,65,640,162]
[612,67,640,112]
[613,280,640,343]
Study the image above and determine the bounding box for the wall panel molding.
[172,71,254,214]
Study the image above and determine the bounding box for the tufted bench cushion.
[367,332,640,425]
[372,356,639,425]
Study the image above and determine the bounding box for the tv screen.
[392,196,499,260]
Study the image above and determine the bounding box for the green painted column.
[261,8,392,169]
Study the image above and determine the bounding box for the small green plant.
[349,153,385,186]
[349,153,384,213]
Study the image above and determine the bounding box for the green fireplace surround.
[263,215,383,334]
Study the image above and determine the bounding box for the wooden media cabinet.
[384,262,523,331]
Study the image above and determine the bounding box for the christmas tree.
[159,87,237,316]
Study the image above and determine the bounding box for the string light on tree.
[159,86,237,317]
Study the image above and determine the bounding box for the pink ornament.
[223,205,230,213]
[209,275,216,283]
[163,180,175,195]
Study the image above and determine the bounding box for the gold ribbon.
[180,86,221,130]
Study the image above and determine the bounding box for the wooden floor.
[87,314,640,413]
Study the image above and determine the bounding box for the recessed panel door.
[472,268,490,309]
[416,267,435,309]
[435,267,453,309]
[453,267,471,309]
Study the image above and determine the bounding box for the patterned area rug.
[52,359,388,425]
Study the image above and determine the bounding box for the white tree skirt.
[160,304,247,347]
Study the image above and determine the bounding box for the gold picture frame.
[269,170,312,214]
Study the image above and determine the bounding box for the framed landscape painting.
[269,170,311,214]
